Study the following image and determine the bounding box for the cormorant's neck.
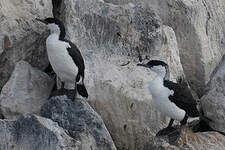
[59,26,65,40]
[154,66,170,81]
[50,31,65,41]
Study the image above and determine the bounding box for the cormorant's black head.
[137,60,170,80]
[36,17,65,40]
[137,60,168,69]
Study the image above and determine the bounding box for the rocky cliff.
[0,0,225,150]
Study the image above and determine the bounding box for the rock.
[150,0,225,96]
[52,0,63,18]
[41,96,117,150]
[82,26,183,150]
[0,114,80,150]
[152,127,225,150]
[53,0,186,148]
[84,54,172,150]
[162,25,184,81]
[103,0,136,5]
[201,59,225,133]
[0,0,52,90]
[60,0,164,59]
[0,61,54,120]
[104,0,225,96]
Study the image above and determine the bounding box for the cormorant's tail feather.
[77,84,88,98]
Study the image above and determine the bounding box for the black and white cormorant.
[138,60,201,143]
[36,17,88,99]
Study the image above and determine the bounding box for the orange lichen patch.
[175,127,203,147]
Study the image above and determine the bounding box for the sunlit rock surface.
[0,61,54,120]
[0,0,52,89]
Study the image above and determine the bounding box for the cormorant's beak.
[35,18,48,25]
[137,63,147,68]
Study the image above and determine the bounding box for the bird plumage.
[163,80,199,117]
[138,60,201,143]
[37,17,88,98]
[149,76,186,121]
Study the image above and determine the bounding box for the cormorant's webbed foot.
[156,126,177,137]
[167,126,182,145]
[156,119,175,136]
[156,125,183,145]
[50,82,66,97]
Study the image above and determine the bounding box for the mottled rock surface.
[104,0,225,96]
[0,115,80,150]
[148,0,225,96]
[60,0,163,59]
[152,127,225,150]
[0,0,52,90]
[54,1,186,149]
[201,59,225,133]
[41,96,117,150]
[83,46,183,150]
[0,61,54,120]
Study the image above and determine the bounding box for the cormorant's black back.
[163,80,199,117]
[62,39,85,82]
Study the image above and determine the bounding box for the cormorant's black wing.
[63,39,85,82]
[62,39,88,98]
[163,80,199,117]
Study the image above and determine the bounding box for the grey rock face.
[81,25,183,150]
[201,60,225,133]
[0,0,52,90]
[0,114,79,150]
[0,61,54,120]
[149,0,225,96]
[56,0,185,148]
[153,127,225,150]
[60,0,163,59]
[104,0,225,96]
[41,96,117,150]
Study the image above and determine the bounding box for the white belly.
[46,34,78,83]
[149,77,185,121]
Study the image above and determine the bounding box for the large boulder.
[104,0,225,96]
[149,0,225,96]
[41,96,117,150]
[60,0,163,58]
[84,25,183,149]
[0,115,80,150]
[0,0,52,90]
[201,60,225,133]
[84,51,182,150]
[53,0,185,149]
[0,61,54,120]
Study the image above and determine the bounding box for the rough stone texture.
[83,35,184,149]
[201,59,225,133]
[149,0,225,96]
[0,61,54,120]
[0,115,80,150]
[162,25,184,81]
[60,0,163,59]
[104,0,225,96]
[54,1,186,148]
[153,127,225,150]
[84,53,179,150]
[0,0,52,90]
[41,96,117,150]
